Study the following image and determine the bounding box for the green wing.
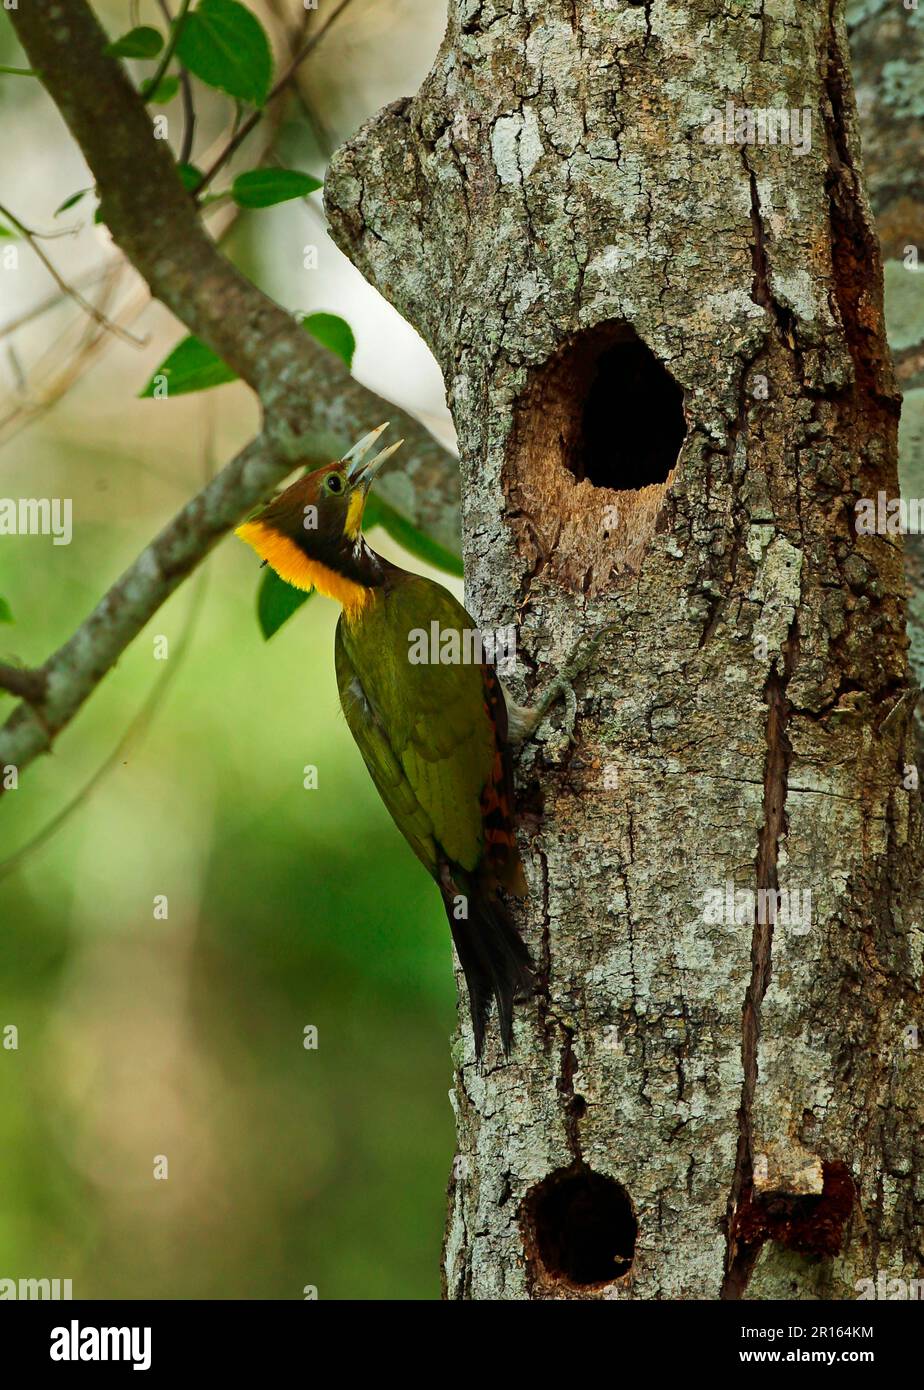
[335,625,438,873]
[334,575,496,878]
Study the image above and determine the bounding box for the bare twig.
[178,65,196,165]
[263,0,303,51]
[6,342,27,395]
[0,200,147,348]
[155,0,196,165]
[0,262,118,340]
[0,260,138,445]
[264,0,335,159]
[0,112,292,444]
[9,1,365,407]
[143,0,192,101]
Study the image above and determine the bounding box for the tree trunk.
[326,0,923,1299]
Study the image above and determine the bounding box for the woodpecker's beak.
[343,423,404,491]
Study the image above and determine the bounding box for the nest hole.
[522,1165,637,1288]
[505,321,686,590]
[574,329,686,489]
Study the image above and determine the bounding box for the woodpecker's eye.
[326,474,344,494]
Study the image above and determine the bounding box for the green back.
[335,573,495,877]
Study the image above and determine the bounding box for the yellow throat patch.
[235,520,373,621]
[345,489,365,540]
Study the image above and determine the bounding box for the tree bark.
[326,0,923,1299]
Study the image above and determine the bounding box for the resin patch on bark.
[723,1162,856,1298]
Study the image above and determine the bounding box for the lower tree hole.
[522,1165,637,1287]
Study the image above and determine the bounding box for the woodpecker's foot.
[506,622,618,745]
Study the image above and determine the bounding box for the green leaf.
[141,74,180,103]
[231,168,322,209]
[0,224,16,239]
[176,0,273,106]
[54,188,93,217]
[176,162,204,192]
[0,597,13,624]
[105,26,165,59]
[0,66,36,77]
[363,494,463,578]
[300,312,355,369]
[257,567,312,640]
[139,336,236,398]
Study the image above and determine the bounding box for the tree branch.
[0,433,284,784]
[0,665,47,705]
[1,0,460,791]
[0,198,146,348]
[8,0,453,460]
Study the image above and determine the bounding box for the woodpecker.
[237,425,533,1056]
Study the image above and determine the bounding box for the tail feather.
[444,878,533,1057]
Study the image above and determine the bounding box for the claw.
[509,621,617,747]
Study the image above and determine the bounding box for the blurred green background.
[0,0,459,1299]
[2,0,921,1303]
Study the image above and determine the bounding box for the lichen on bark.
[326,0,923,1299]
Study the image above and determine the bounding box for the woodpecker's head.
[235,424,402,601]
